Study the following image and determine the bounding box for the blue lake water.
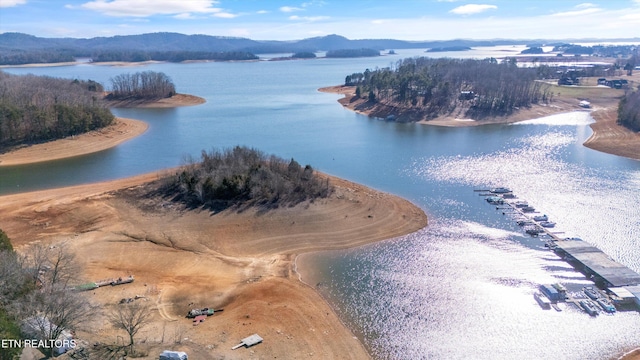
[2,50,640,359]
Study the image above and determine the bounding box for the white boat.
[596,298,616,313]
[580,299,599,316]
[539,221,556,228]
[490,187,511,194]
[533,214,548,222]
[534,293,551,309]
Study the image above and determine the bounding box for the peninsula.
[0,160,427,359]
[321,71,640,161]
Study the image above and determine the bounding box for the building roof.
[555,239,640,287]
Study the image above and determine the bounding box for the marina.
[480,187,640,315]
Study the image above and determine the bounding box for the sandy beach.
[584,107,640,161]
[0,117,148,167]
[103,93,206,108]
[0,171,427,359]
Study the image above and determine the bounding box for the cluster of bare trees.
[618,89,640,131]
[0,238,91,358]
[345,57,547,119]
[162,146,333,210]
[108,71,176,100]
[0,71,113,150]
[0,230,154,359]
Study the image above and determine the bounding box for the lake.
[2,49,640,359]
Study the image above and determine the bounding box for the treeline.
[426,46,471,52]
[0,50,75,65]
[159,146,332,209]
[326,48,380,58]
[291,51,317,59]
[108,71,176,100]
[553,43,638,57]
[618,90,640,131]
[91,50,258,63]
[345,57,545,119]
[0,71,114,150]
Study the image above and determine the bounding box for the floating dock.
[478,188,640,310]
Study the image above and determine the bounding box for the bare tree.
[44,243,79,292]
[0,251,28,305]
[24,243,78,291]
[109,302,153,354]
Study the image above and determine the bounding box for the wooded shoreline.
[320,82,640,161]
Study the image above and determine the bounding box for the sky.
[1,0,640,41]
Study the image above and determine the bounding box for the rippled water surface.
[3,57,640,359]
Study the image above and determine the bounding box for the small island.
[426,46,471,52]
[325,48,380,58]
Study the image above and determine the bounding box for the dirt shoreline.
[319,82,640,160]
[103,93,206,108]
[0,171,427,359]
[0,117,148,167]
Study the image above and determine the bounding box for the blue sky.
[1,0,639,40]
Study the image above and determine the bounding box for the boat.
[533,214,548,222]
[534,293,551,309]
[187,307,222,318]
[525,226,545,235]
[521,206,536,213]
[583,286,601,300]
[501,193,516,199]
[596,298,616,313]
[579,299,599,316]
[551,283,567,294]
[486,196,504,205]
[539,221,556,228]
[490,187,511,194]
[513,201,529,208]
[517,219,534,226]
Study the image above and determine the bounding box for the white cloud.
[575,3,597,9]
[289,15,328,21]
[550,7,602,17]
[450,4,497,15]
[213,12,237,18]
[174,13,196,20]
[257,10,269,14]
[280,6,303,13]
[0,0,26,7]
[79,0,222,17]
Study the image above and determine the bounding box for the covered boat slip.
[554,239,640,288]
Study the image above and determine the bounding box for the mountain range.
[2,32,639,54]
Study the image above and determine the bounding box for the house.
[21,317,75,355]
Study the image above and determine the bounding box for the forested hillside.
[345,57,547,119]
[0,71,113,150]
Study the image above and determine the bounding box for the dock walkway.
[479,188,640,308]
